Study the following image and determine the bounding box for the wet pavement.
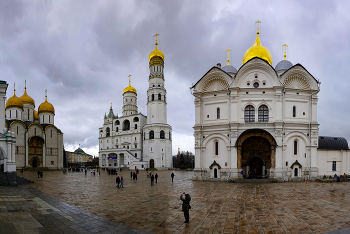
[2,170,350,233]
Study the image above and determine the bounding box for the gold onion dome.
[38,91,55,114]
[34,110,39,120]
[123,75,137,94]
[5,86,23,109]
[20,86,35,107]
[242,30,273,65]
[149,33,164,61]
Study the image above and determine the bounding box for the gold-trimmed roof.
[20,86,35,107]
[38,91,55,114]
[123,75,137,94]
[149,33,164,61]
[6,86,23,109]
[242,30,272,65]
[34,110,39,120]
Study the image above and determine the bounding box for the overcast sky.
[1,0,350,156]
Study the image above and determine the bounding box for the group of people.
[150,172,158,185]
[37,170,43,178]
[116,176,124,188]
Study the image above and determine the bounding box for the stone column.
[7,141,12,162]
[25,130,28,167]
[43,143,46,167]
[237,146,242,168]
[271,146,275,168]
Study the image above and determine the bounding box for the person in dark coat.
[37,170,40,178]
[171,172,175,182]
[40,171,43,178]
[130,171,133,179]
[180,192,191,223]
[116,176,121,188]
[120,176,124,188]
[151,175,154,185]
[155,173,158,183]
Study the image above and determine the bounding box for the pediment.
[193,67,233,93]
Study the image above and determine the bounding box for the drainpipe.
[277,74,286,182]
[309,82,320,180]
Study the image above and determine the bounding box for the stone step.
[232,178,280,183]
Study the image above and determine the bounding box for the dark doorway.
[32,159,38,168]
[214,168,218,178]
[249,157,263,178]
[294,168,298,177]
[150,159,154,168]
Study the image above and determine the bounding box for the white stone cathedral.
[99,35,172,170]
[191,24,350,181]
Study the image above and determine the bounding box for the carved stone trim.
[209,160,221,169]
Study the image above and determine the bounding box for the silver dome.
[222,65,237,74]
[275,60,293,71]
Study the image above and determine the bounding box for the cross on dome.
[225,49,231,66]
[282,44,288,60]
[255,20,261,31]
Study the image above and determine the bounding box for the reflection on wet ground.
[19,169,350,233]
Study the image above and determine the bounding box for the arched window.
[106,127,110,137]
[293,106,296,117]
[169,131,171,140]
[133,117,139,122]
[135,124,137,129]
[115,120,120,125]
[122,120,130,131]
[160,130,165,139]
[144,133,145,140]
[294,140,298,155]
[258,105,269,122]
[244,105,255,122]
[217,108,220,119]
[152,94,154,101]
[116,127,118,132]
[215,141,218,155]
[158,93,161,100]
[149,130,154,139]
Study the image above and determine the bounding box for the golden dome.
[123,75,137,94]
[149,33,164,61]
[38,91,55,114]
[243,31,272,65]
[20,86,35,107]
[34,110,39,120]
[5,87,23,109]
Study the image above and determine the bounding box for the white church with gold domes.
[98,35,172,170]
[5,83,64,169]
[192,22,350,181]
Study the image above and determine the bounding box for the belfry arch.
[236,129,277,178]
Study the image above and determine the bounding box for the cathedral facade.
[99,36,172,170]
[192,26,350,181]
[5,83,64,169]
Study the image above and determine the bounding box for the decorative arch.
[283,74,310,90]
[202,77,229,92]
[209,160,221,169]
[28,135,45,144]
[203,133,229,148]
[193,68,233,92]
[44,124,59,131]
[280,65,319,90]
[122,120,130,131]
[290,160,302,169]
[9,120,26,129]
[284,132,308,146]
[241,102,257,111]
[28,123,44,130]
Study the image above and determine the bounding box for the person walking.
[180,192,191,223]
[37,170,40,178]
[40,171,43,178]
[151,175,154,186]
[155,173,158,183]
[130,171,133,179]
[120,176,124,188]
[98,170,101,175]
[116,176,121,188]
[171,172,175,182]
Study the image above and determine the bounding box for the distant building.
[5,82,63,169]
[99,35,172,170]
[66,147,92,165]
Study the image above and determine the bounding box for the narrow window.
[135,144,137,148]
[244,105,255,122]
[332,161,336,171]
[43,115,44,122]
[135,124,137,129]
[258,105,269,122]
[152,94,154,101]
[116,127,118,132]
[158,93,161,100]
[28,109,29,119]
[135,153,137,157]
[160,130,165,139]
[215,141,218,155]
[10,110,11,118]
[49,115,50,123]
[217,108,220,119]
[16,110,17,118]
[17,126,18,135]
[51,130,52,138]
[169,131,171,140]
[50,148,52,155]
[293,106,296,117]
[149,131,154,139]
[35,128,36,135]
[294,140,298,155]
[144,133,145,140]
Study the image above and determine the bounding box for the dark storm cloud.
[1,0,350,155]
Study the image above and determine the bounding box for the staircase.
[0,172,34,187]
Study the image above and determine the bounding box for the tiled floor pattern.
[6,170,350,233]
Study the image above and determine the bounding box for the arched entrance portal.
[236,129,276,178]
[150,159,154,168]
[28,136,44,168]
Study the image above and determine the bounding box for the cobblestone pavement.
[7,170,350,233]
